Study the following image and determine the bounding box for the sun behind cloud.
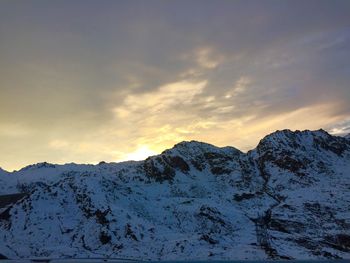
[122,146,158,161]
[0,1,350,171]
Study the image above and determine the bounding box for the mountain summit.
[0,129,349,260]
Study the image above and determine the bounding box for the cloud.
[48,139,69,150]
[327,119,350,136]
[195,47,223,69]
[114,80,207,118]
[1,0,350,170]
[111,80,211,150]
[0,123,33,138]
[224,76,252,98]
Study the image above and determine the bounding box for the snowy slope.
[0,129,349,260]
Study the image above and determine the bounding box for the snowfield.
[0,129,349,260]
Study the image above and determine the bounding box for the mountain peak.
[163,140,242,157]
[170,140,219,151]
[20,162,56,171]
[266,128,329,139]
[261,128,330,142]
[256,128,349,157]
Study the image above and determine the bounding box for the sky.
[1,0,350,171]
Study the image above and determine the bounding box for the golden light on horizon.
[1,1,350,172]
[121,146,158,162]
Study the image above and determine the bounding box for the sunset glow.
[0,0,350,171]
[122,146,158,162]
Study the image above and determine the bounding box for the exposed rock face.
[0,129,349,260]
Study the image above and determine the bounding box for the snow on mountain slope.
[0,130,349,260]
[247,129,350,259]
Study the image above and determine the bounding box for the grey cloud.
[1,0,350,169]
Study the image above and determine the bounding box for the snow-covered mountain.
[0,129,349,260]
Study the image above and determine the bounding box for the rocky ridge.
[0,129,349,260]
